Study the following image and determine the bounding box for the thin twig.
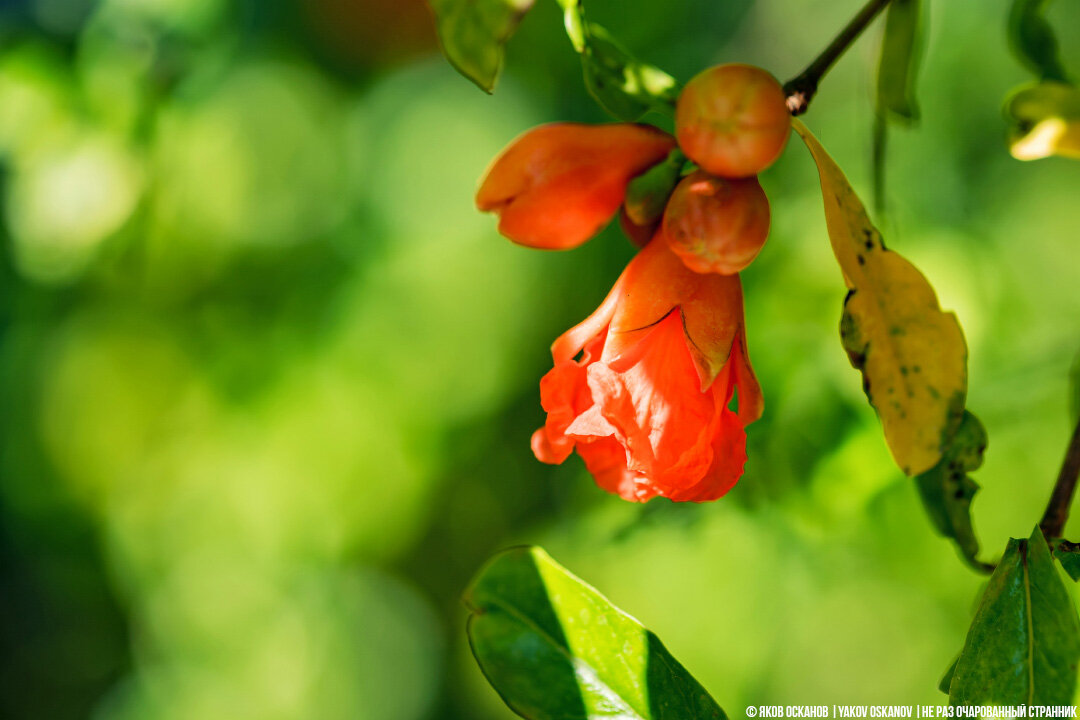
[1039,414,1080,540]
[783,0,894,115]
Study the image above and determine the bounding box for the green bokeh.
[0,1,1078,719]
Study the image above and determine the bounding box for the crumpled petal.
[530,233,764,503]
[666,406,747,502]
[576,437,641,502]
[588,313,716,485]
[533,331,607,463]
[476,123,675,250]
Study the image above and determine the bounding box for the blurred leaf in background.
[0,1,1079,719]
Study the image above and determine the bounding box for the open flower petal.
[533,332,607,463]
[681,267,745,390]
[532,246,764,503]
[592,313,717,484]
[730,327,763,424]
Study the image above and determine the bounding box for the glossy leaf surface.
[465,546,727,720]
[556,0,678,120]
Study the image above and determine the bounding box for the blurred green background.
[0,0,1079,718]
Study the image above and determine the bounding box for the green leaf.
[429,0,536,93]
[552,0,677,120]
[876,0,924,121]
[554,0,586,52]
[624,149,685,226]
[1008,0,1068,82]
[1054,541,1080,582]
[914,411,991,572]
[465,546,727,720]
[580,24,679,121]
[949,526,1080,706]
[872,0,923,212]
[939,656,959,695]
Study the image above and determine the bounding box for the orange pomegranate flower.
[531,235,763,502]
[476,123,675,250]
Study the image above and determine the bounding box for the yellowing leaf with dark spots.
[794,119,967,476]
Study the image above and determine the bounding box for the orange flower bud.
[675,64,791,178]
[476,123,675,249]
[662,171,770,275]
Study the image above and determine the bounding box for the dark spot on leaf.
[857,254,865,265]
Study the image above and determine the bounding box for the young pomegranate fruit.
[662,170,770,275]
[675,63,791,178]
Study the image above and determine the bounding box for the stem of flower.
[783,0,894,115]
[1039,414,1080,540]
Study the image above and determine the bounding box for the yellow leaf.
[793,119,967,476]
[1005,81,1080,161]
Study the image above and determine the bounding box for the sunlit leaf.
[948,526,1080,705]
[580,24,678,121]
[793,119,968,477]
[1006,81,1080,160]
[876,0,923,122]
[914,411,990,571]
[554,0,586,52]
[553,0,677,120]
[1007,0,1068,82]
[465,546,727,720]
[429,0,535,93]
